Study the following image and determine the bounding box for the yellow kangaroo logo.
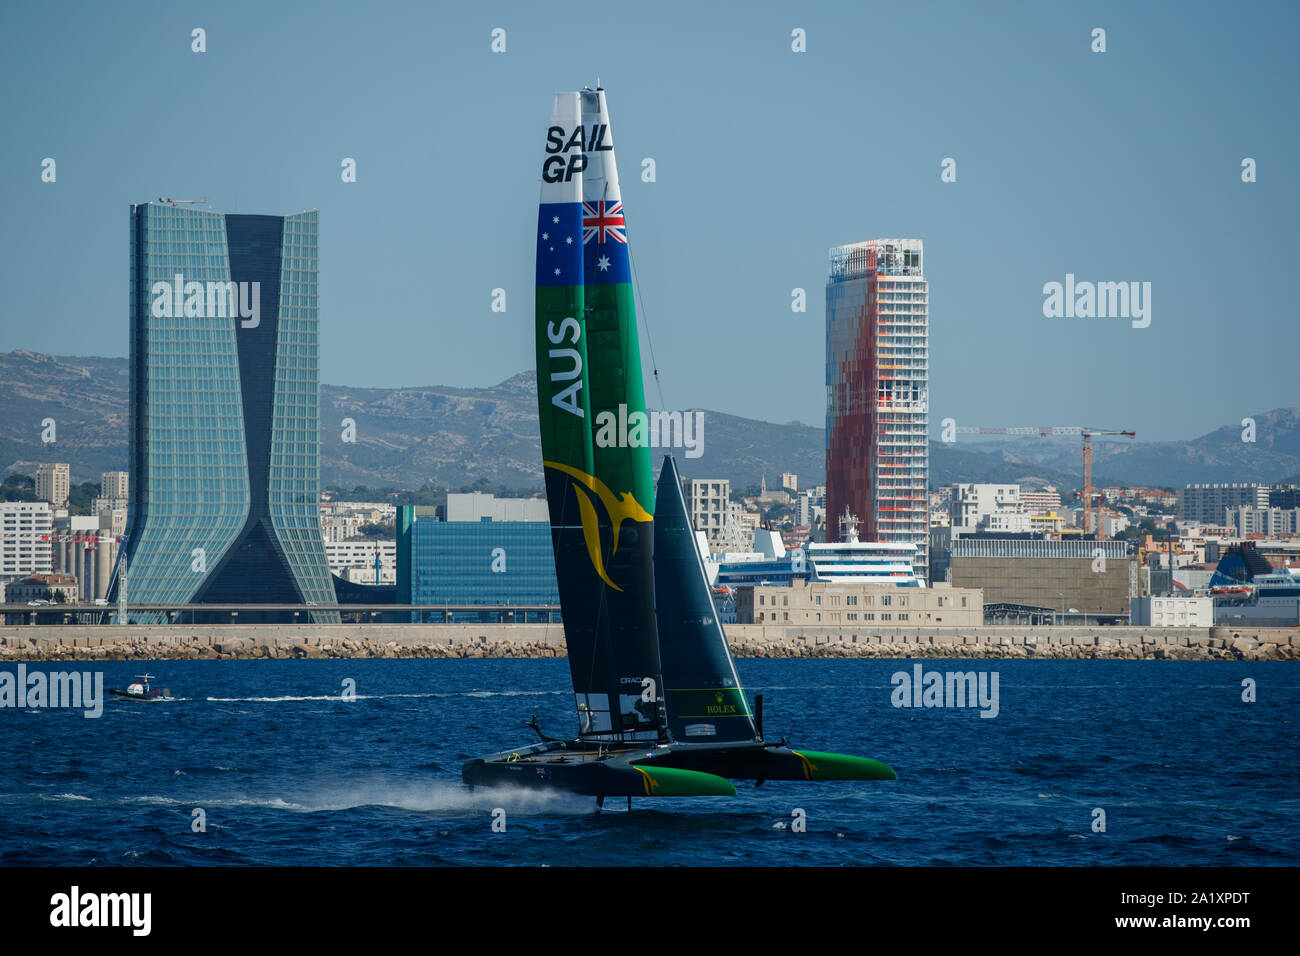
[544,460,652,592]
[634,766,660,796]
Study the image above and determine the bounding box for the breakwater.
[0,623,1295,661]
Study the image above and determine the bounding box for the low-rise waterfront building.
[950,536,1134,624]
[738,578,981,626]
[395,504,558,622]
[1130,595,1214,627]
[6,572,80,604]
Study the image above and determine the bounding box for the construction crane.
[950,425,1135,539]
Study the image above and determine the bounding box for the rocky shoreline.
[1,628,1294,662]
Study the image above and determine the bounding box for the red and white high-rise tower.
[825,239,929,582]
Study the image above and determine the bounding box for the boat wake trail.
[93,779,594,817]
[287,779,594,816]
[204,690,567,703]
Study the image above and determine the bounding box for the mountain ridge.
[2,350,1298,494]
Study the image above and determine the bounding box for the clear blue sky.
[1,0,1296,442]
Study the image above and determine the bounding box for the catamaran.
[461,87,896,804]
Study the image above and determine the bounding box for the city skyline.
[1,1,1297,444]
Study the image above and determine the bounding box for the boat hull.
[107,688,173,702]
[462,738,894,797]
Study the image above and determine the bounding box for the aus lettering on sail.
[542,124,613,183]
[547,317,584,417]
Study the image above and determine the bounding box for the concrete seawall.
[0,623,1295,661]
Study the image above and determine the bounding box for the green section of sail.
[585,278,653,513]
[535,283,592,477]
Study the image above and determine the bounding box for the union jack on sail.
[582,201,626,244]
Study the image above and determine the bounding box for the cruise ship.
[1213,567,1300,627]
[709,513,920,621]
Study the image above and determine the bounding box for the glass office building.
[397,506,560,622]
[826,239,929,583]
[111,201,337,621]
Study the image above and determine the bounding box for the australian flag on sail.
[581,200,632,285]
[536,202,584,288]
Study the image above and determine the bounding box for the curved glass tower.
[110,201,337,621]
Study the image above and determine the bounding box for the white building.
[100,470,129,501]
[326,540,396,585]
[1020,487,1062,515]
[444,493,547,523]
[684,478,731,548]
[950,483,1031,534]
[1130,596,1214,627]
[35,463,70,508]
[320,500,397,522]
[1227,506,1300,538]
[321,513,365,543]
[0,501,54,575]
[796,486,825,530]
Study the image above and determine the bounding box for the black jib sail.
[653,456,759,743]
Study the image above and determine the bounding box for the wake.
[31,779,595,817]
[205,690,568,703]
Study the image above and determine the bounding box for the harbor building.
[950,537,1133,624]
[109,201,336,621]
[738,578,981,627]
[1130,596,1214,627]
[396,503,559,622]
[5,572,80,605]
[826,239,929,582]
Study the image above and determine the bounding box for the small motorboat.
[108,667,173,702]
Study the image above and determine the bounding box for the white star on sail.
[542,232,549,240]
[566,237,573,244]
[597,255,611,271]
[552,216,559,224]
[554,267,561,276]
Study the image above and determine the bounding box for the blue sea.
[0,659,1296,866]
